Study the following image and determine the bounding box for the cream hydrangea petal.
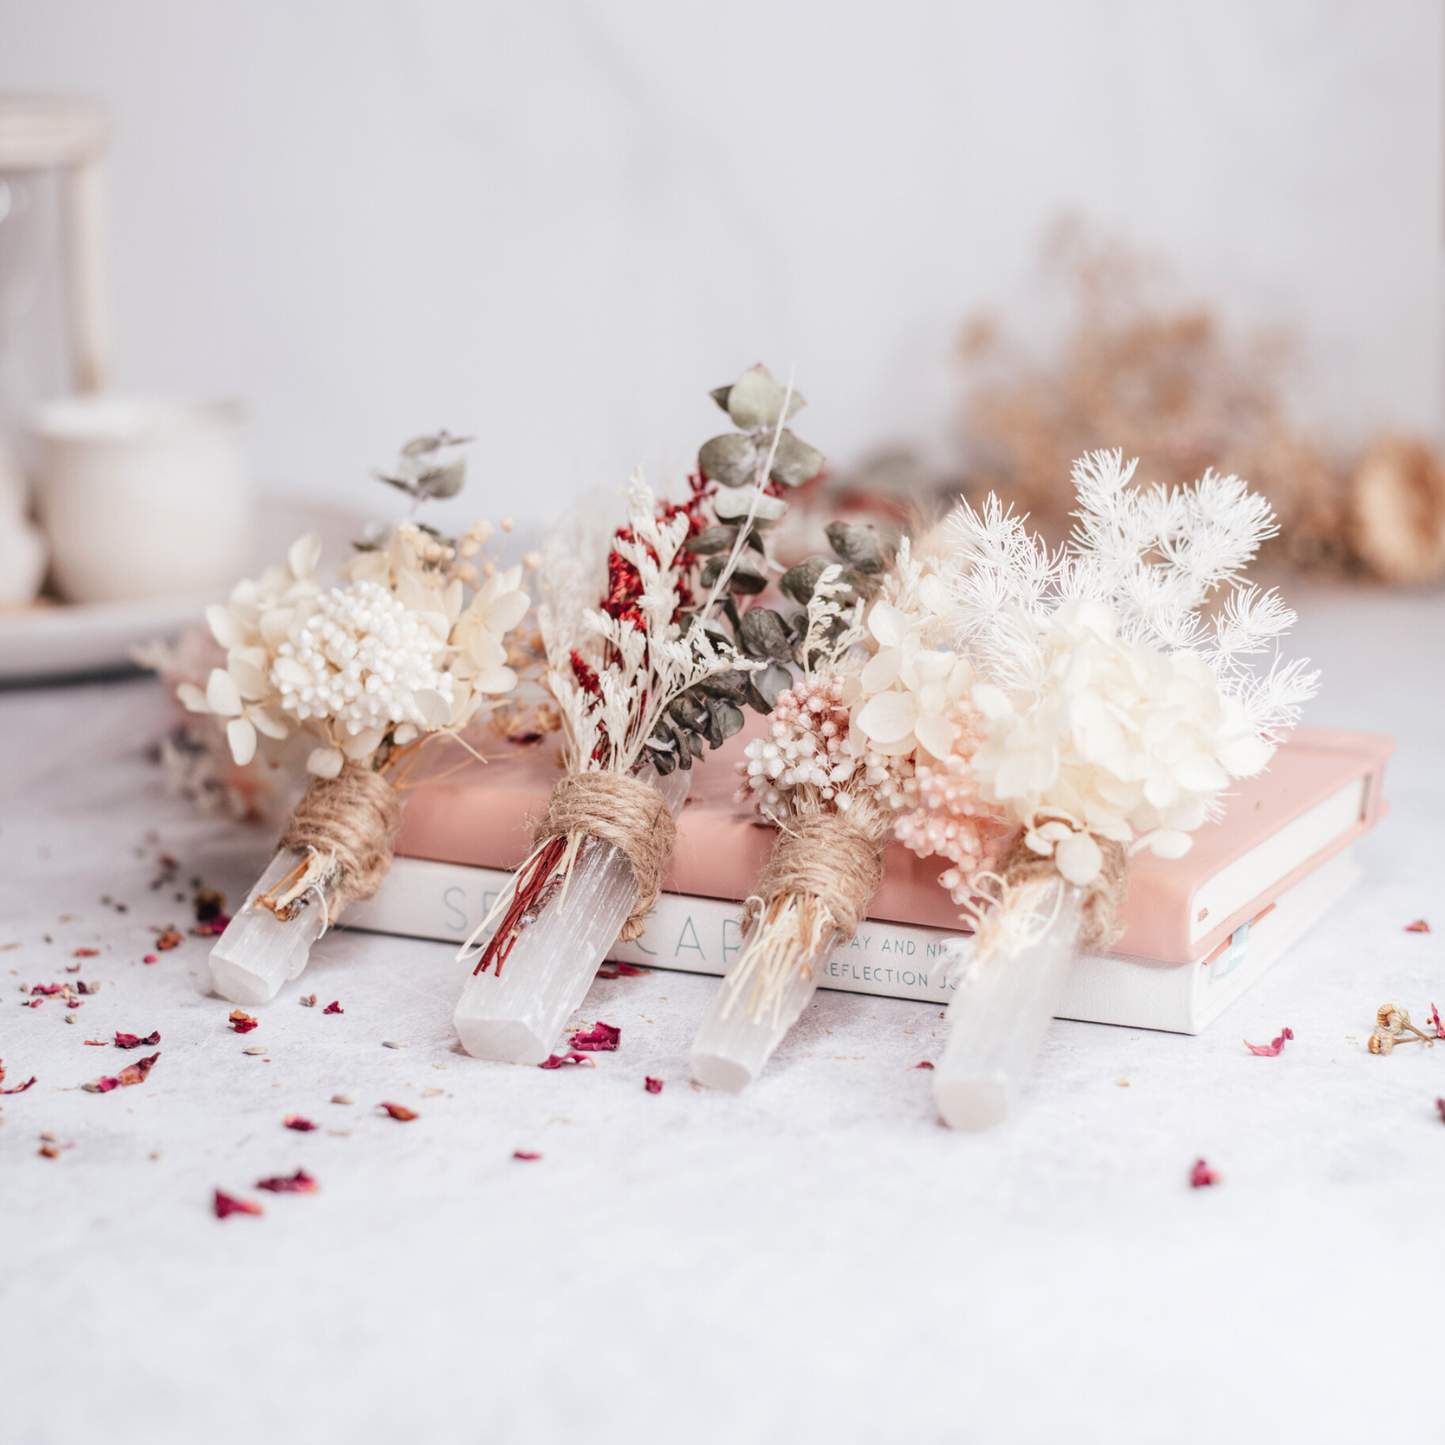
[867,600,907,649]
[177,683,209,714]
[971,682,1013,720]
[228,657,269,700]
[1143,828,1193,859]
[859,647,901,695]
[856,689,918,745]
[206,604,242,649]
[1055,830,1103,884]
[206,667,243,717]
[473,665,518,695]
[913,710,958,760]
[225,716,257,766]
[341,726,385,760]
[288,531,322,580]
[481,588,529,636]
[248,707,288,740]
[1219,734,1273,777]
[412,688,453,729]
[467,627,507,671]
[306,747,344,778]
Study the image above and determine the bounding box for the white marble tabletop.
[1,582,1441,1445]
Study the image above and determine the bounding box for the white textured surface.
[1,582,1443,1444]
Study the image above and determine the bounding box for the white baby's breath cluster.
[178,522,530,779]
[946,450,1318,885]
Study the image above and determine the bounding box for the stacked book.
[347,725,1392,1035]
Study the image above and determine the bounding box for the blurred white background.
[1,0,1440,531]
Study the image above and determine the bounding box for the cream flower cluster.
[179,526,529,778]
[968,599,1272,884]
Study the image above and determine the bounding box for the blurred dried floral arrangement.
[955,222,1445,584]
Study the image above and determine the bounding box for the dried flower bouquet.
[189,435,533,1004]
[451,366,828,1064]
[931,451,1317,1128]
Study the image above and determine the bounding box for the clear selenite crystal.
[208,848,329,1006]
[452,765,690,1064]
[689,924,827,1092]
[933,879,1084,1131]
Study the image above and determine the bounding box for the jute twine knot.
[750,812,886,944]
[532,772,677,942]
[278,763,403,918]
[997,833,1129,949]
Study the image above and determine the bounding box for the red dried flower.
[1244,1027,1294,1057]
[30,983,63,996]
[512,1150,542,1161]
[84,1076,120,1093]
[229,1009,258,1034]
[1436,1098,1445,1124]
[115,1030,161,1050]
[379,1102,418,1121]
[1190,1159,1221,1188]
[256,1168,319,1194]
[322,1000,343,1014]
[72,947,99,957]
[213,1189,263,1219]
[1431,1004,1443,1040]
[570,1020,621,1052]
[644,1077,663,1094]
[75,980,99,994]
[913,1061,936,1070]
[155,930,184,951]
[1406,919,1431,933]
[0,1060,37,1094]
[538,1052,595,1070]
[118,1052,159,1087]
[142,954,158,964]
[284,1114,317,1131]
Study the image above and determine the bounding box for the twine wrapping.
[278,763,403,919]
[531,771,678,942]
[748,812,886,945]
[996,833,1129,950]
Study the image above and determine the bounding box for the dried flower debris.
[913,1061,935,1070]
[596,963,647,979]
[1436,1098,1445,1125]
[0,1060,37,1094]
[1189,1159,1221,1188]
[644,1077,663,1094]
[379,1102,418,1121]
[299,994,317,1008]
[142,955,158,965]
[323,1000,343,1015]
[1406,919,1431,933]
[1431,1004,1444,1040]
[115,1031,161,1050]
[512,1150,542,1161]
[1369,1004,1435,1055]
[1244,1027,1294,1057]
[284,1115,317,1132]
[570,1021,620,1052]
[213,1190,263,1219]
[191,887,230,937]
[257,1169,319,1194]
[538,1052,595,1070]
[154,929,184,951]
[229,1009,258,1034]
[84,1052,160,1093]
[72,947,99,958]
[330,1094,353,1105]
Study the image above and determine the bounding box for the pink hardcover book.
[392,724,1392,966]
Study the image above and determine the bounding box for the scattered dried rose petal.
[30,983,63,996]
[284,1114,317,1132]
[83,1039,107,1046]
[193,888,226,923]
[644,1077,663,1094]
[142,954,158,964]
[114,1030,161,1050]
[229,1009,258,1034]
[1244,1027,1294,1057]
[38,1143,61,1158]
[1189,1158,1221,1188]
[538,1052,595,1070]
[913,1061,935,1070]
[190,916,230,937]
[213,1189,263,1219]
[83,1076,119,1094]
[76,980,99,995]
[322,1000,343,1015]
[72,947,99,957]
[1431,1004,1443,1041]
[155,929,184,951]
[570,1020,620,1052]
[0,1068,37,1094]
[1436,1098,1445,1124]
[257,1168,319,1194]
[379,1102,418,1121]
[512,1150,542,1161]
[118,1052,159,1086]
[64,963,81,973]
[1405,919,1431,933]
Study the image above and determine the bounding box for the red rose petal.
[512,1150,542,1160]
[537,1052,595,1070]
[229,1009,258,1034]
[118,1052,159,1087]
[142,955,158,964]
[1189,1158,1221,1188]
[30,983,63,995]
[1436,1098,1445,1124]
[1244,1027,1294,1057]
[913,1061,935,1070]
[570,1020,620,1051]
[1431,1004,1443,1041]
[72,947,99,957]
[379,1102,418,1121]
[213,1189,263,1219]
[256,1168,319,1194]
[1405,919,1431,933]
[114,1030,161,1050]
[0,1060,37,1094]
[284,1114,318,1132]
[644,1077,663,1094]
[322,1000,343,1014]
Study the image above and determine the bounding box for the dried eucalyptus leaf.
[779,556,829,607]
[373,470,417,496]
[697,618,736,652]
[746,662,792,713]
[713,486,787,524]
[698,433,758,488]
[416,457,467,499]
[689,525,739,555]
[768,430,825,488]
[705,696,745,746]
[695,669,749,703]
[825,521,892,574]
[738,608,795,663]
[687,730,705,760]
[726,365,805,432]
[709,384,733,415]
[669,694,708,732]
[726,555,769,595]
[401,431,474,458]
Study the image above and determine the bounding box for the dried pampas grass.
[1349,437,1445,584]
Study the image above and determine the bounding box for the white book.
[344,845,1361,1035]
